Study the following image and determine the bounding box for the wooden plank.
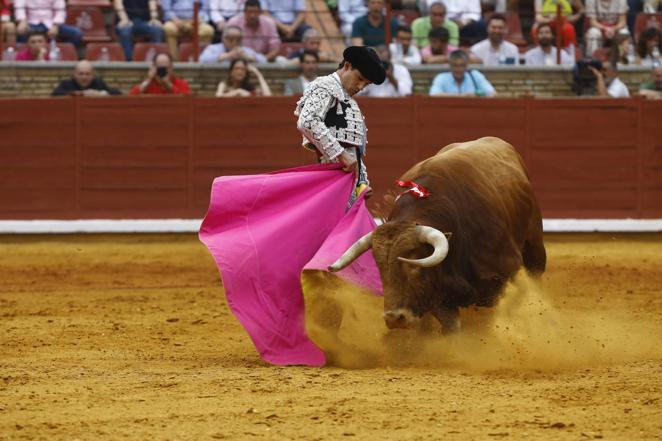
[81,168,188,190]
[80,189,189,210]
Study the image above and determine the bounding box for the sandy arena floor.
[1,233,661,440]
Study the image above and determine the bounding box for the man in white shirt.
[589,60,630,97]
[525,23,574,65]
[359,45,412,97]
[389,25,422,66]
[432,0,486,44]
[338,0,367,41]
[210,0,245,32]
[470,14,519,65]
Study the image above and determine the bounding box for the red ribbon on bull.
[395,179,430,199]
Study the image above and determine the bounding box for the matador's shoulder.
[303,74,345,101]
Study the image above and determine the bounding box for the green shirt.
[640,81,662,92]
[351,15,400,47]
[411,16,459,48]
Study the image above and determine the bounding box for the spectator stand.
[66,5,113,43]
[304,0,344,60]
[132,42,169,61]
[86,42,126,61]
[635,13,662,41]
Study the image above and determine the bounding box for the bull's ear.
[444,232,453,240]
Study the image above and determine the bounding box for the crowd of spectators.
[0,0,661,99]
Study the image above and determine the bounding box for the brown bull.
[329,137,546,333]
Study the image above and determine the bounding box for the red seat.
[592,47,610,61]
[278,42,303,58]
[86,42,126,61]
[394,9,420,27]
[56,43,79,61]
[65,5,112,43]
[132,42,169,62]
[178,42,208,62]
[634,13,662,42]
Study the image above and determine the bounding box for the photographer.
[130,52,192,95]
[590,59,630,97]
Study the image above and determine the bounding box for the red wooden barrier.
[0,96,660,220]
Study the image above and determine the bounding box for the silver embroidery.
[294,72,369,184]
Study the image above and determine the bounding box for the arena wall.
[1,95,661,221]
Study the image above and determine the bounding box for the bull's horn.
[397,225,449,268]
[328,231,374,272]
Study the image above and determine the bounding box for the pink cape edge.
[199,163,383,366]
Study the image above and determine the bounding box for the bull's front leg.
[432,306,461,335]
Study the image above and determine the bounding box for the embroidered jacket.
[294,72,369,184]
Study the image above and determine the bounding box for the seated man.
[115,0,164,61]
[638,65,662,99]
[421,27,457,64]
[359,45,412,97]
[531,0,584,49]
[16,30,48,61]
[15,0,83,47]
[437,0,486,45]
[525,23,574,65]
[338,0,367,42]
[585,0,629,57]
[52,60,121,96]
[209,0,244,33]
[412,2,459,48]
[199,25,266,64]
[1,0,16,46]
[351,0,399,47]
[470,14,519,65]
[261,0,309,41]
[130,52,192,94]
[162,0,214,60]
[227,0,280,61]
[429,49,496,96]
[389,25,422,66]
[283,50,319,95]
[286,28,335,63]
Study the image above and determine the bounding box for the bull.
[329,137,546,333]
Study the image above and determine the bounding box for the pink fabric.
[199,163,382,366]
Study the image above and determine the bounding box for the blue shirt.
[260,0,304,24]
[199,43,267,64]
[161,0,210,21]
[351,14,399,47]
[429,70,495,96]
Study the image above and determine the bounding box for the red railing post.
[556,3,562,64]
[193,1,200,62]
[385,0,392,45]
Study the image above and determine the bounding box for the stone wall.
[0,62,654,97]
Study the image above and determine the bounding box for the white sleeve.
[296,87,345,160]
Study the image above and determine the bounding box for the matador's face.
[338,62,371,97]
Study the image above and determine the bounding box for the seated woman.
[531,0,584,48]
[636,27,662,66]
[216,59,272,97]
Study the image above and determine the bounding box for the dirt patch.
[1,233,661,440]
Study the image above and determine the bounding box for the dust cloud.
[301,270,662,371]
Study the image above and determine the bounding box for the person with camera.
[586,59,630,97]
[130,52,192,94]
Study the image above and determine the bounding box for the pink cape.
[199,163,383,366]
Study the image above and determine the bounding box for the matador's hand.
[339,151,357,174]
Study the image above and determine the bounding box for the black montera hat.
[343,46,386,85]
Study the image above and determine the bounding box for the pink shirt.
[16,47,49,61]
[227,13,280,56]
[14,0,65,28]
[421,44,458,59]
